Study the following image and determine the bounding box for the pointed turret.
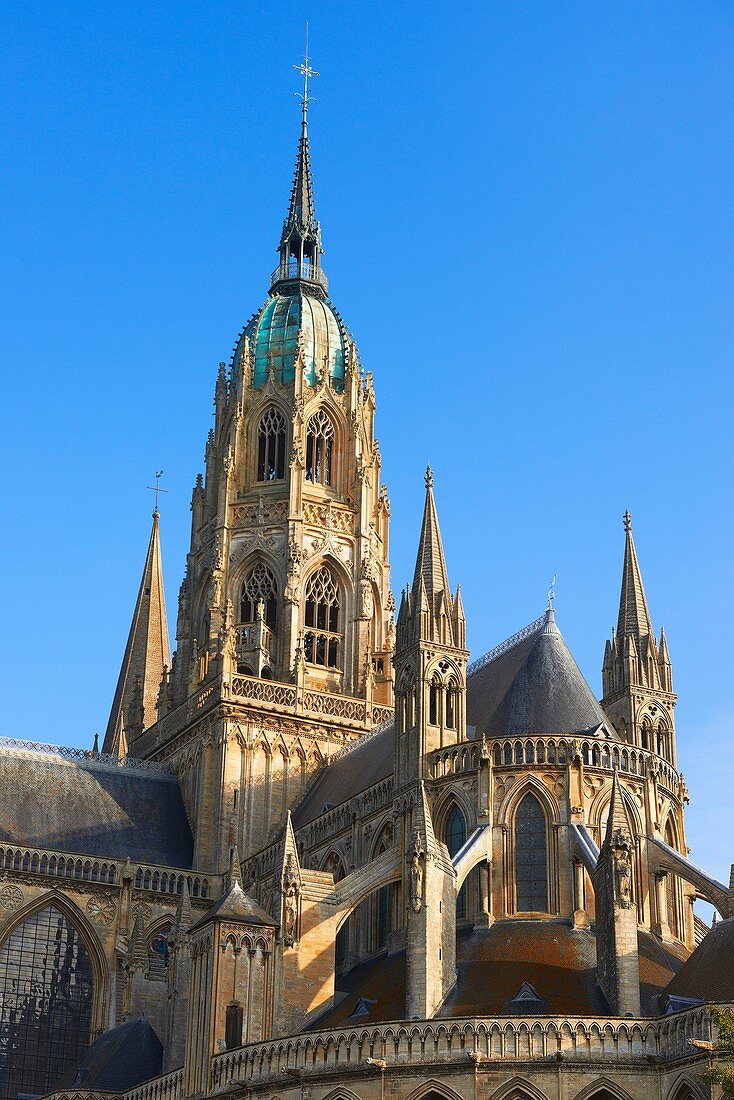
[604,769,633,848]
[594,769,640,1015]
[394,469,469,786]
[103,510,171,757]
[601,512,677,763]
[616,511,654,643]
[412,467,452,612]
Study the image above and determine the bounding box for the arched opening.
[664,818,682,940]
[514,793,548,912]
[257,406,287,481]
[641,718,652,752]
[240,563,277,629]
[303,565,341,669]
[445,681,458,731]
[444,805,467,918]
[305,408,334,486]
[429,676,441,726]
[322,853,348,970]
[0,905,96,1099]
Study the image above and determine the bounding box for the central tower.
[125,91,395,871]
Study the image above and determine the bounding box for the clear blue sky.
[1,3,732,883]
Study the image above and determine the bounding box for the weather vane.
[547,574,557,611]
[147,470,167,513]
[294,23,318,121]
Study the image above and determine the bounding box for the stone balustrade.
[0,843,212,901]
[210,1006,713,1089]
[45,1068,183,1100]
[40,1008,714,1100]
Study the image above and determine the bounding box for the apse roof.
[664,917,734,1002]
[0,744,193,867]
[308,922,686,1027]
[466,610,612,738]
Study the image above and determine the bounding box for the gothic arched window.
[240,563,277,629]
[257,407,287,481]
[0,905,95,1100]
[641,718,652,751]
[305,408,334,486]
[445,805,467,918]
[445,682,458,730]
[515,792,548,912]
[303,566,341,668]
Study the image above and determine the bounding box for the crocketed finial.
[425,465,434,489]
[623,509,632,532]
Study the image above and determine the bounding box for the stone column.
[573,860,590,929]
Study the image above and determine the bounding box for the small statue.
[408,830,425,914]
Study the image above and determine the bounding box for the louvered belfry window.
[257,407,287,481]
[515,793,548,912]
[303,566,341,668]
[305,408,334,486]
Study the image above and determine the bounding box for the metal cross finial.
[547,574,557,611]
[147,470,167,514]
[623,509,632,532]
[425,465,434,489]
[294,24,319,122]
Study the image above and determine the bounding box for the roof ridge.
[467,615,546,677]
[0,736,176,778]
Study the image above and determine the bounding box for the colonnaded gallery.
[1,85,732,1100]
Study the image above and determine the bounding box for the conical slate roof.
[467,610,611,737]
[103,511,170,755]
[65,1016,162,1090]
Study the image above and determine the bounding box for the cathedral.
[0,78,732,1100]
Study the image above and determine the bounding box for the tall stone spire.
[616,510,654,642]
[412,466,452,614]
[271,41,326,297]
[601,512,677,765]
[103,510,171,757]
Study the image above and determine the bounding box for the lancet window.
[257,407,287,481]
[303,566,341,668]
[240,563,278,629]
[305,408,334,486]
[445,805,467,918]
[515,793,548,912]
[0,905,95,1099]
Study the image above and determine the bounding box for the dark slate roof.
[63,1016,163,1090]
[291,722,395,829]
[466,610,612,737]
[308,921,686,1027]
[664,917,734,1002]
[0,747,193,867]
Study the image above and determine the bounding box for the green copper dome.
[240,291,347,391]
